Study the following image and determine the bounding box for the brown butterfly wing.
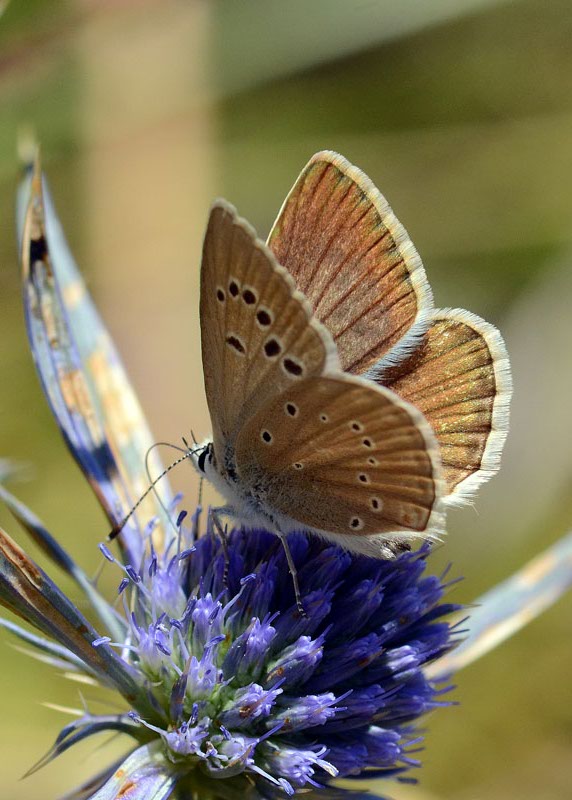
[268,151,433,375]
[381,309,512,503]
[200,201,339,462]
[234,375,443,547]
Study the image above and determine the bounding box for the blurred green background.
[1,0,571,797]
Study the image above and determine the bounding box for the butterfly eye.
[285,402,298,417]
[242,287,257,305]
[197,447,209,473]
[261,430,273,444]
[350,517,364,531]
[228,279,240,298]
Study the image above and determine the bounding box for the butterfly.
[194,150,512,587]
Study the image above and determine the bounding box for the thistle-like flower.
[1,160,571,800]
[76,521,455,796]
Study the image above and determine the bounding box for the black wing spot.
[264,338,282,358]
[362,438,372,448]
[229,279,240,298]
[370,497,382,511]
[350,517,364,530]
[358,473,369,483]
[351,421,364,432]
[293,462,303,470]
[283,357,303,377]
[261,430,273,444]
[320,413,329,423]
[285,402,298,417]
[216,287,225,303]
[242,287,257,305]
[256,308,272,327]
[368,456,378,466]
[226,335,246,355]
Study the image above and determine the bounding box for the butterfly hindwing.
[381,309,512,503]
[200,201,338,461]
[234,374,443,546]
[268,151,433,375]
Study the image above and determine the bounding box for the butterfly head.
[192,439,214,476]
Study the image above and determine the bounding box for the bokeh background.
[1,1,571,797]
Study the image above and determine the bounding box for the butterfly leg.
[191,501,203,543]
[275,530,307,618]
[189,474,204,542]
[209,507,231,590]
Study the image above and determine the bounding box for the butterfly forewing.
[268,151,433,374]
[200,201,338,461]
[381,309,512,503]
[234,375,443,540]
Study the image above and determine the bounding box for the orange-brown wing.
[234,374,443,551]
[381,309,512,503]
[268,151,433,375]
[200,201,338,462]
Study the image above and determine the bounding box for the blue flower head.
[91,515,457,796]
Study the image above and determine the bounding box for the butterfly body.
[197,151,512,558]
[194,439,280,533]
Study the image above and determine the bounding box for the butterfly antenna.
[144,441,188,538]
[179,435,206,534]
[109,448,199,541]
